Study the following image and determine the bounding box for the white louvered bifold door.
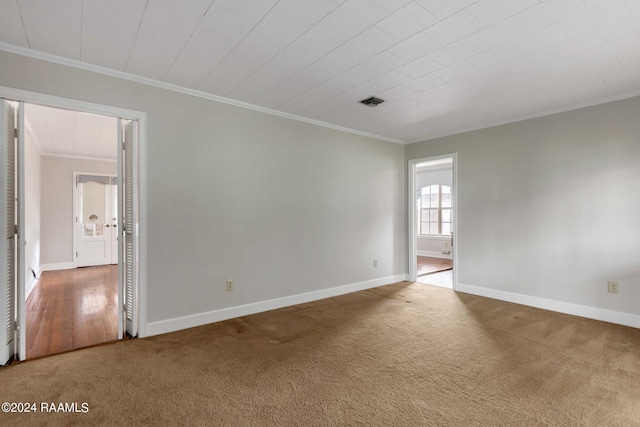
[120,119,137,337]
[1,100,16,365]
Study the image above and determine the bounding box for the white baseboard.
[456,282,640,329]
[145,274,409,337]
[417,250,452,259]
[40,262,75,272]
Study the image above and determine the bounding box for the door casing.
[408,153,458,288]
[0,85,148,350]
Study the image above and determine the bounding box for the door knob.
[113,224,117,228]
[105,224,110,227]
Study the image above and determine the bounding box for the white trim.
[146,274,409,337]
[456,283,640,329]
[40,262,75,272]
[0,43,404,145]
[408,154,458,288]
[417,234,451,241]
[137,114,148,338]
[408,161,417,281]
[42,153,116,162]
[0,85,148,339]
[417,250,452,259]
[0,85,144,120]
[407,89,640,144]
[16,102,26,360]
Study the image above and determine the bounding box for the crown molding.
[41,153,117,162]
[0,43,406,145]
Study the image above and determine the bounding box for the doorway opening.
[24,103,120,359]
[1,87,145,364]
[408,155,457,289]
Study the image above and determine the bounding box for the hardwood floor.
[417,256,452,276]
[26,265,118,359]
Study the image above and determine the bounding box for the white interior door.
[121,119,137,337]
[75,175,116,267]
[0,100,25,364]
[0,100,16,365]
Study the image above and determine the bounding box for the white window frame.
[417,184,452,237]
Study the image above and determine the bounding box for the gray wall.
[407,96,640,315]
[0,50,407,324]
[40,156,117,266]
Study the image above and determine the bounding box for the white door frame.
[72,172,118,268]
[0,85,148,339]
[408,153,458,289]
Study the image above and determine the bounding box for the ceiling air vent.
[359,96,385,107]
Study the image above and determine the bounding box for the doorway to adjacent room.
[1,87,145,364]
[408,155,457,289]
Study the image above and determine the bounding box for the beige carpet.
[1,281,639,426]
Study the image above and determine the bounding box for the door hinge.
[76,251,78,257]
[76,216,78,223]
[14,128,18,138]
[14,224,18,235]
[14,321,19,331]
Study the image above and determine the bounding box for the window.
[417,185,452,236]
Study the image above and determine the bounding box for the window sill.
[417,235,451,241]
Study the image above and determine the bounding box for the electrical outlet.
[373,259,378,268]
[226,279,234,292]
[607,281,619,294]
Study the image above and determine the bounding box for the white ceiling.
[25,103,117,160]
[2,0,640,143]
